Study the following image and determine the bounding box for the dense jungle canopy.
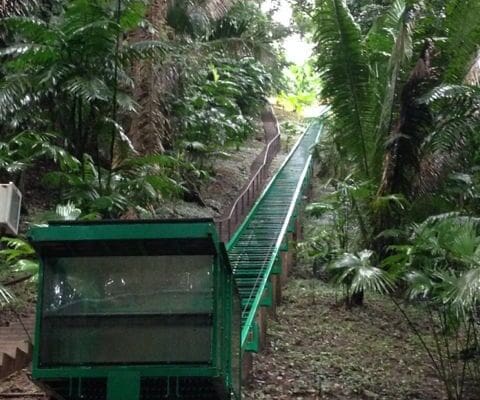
[1,1,480,399]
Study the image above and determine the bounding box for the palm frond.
[0,43,45,58]
[65,76,112,102]
[0,73,33,120]
[404,270,433,299]
[365,0,411,61]
[102,116,138,159]
[420,85,480,153]
[415,213,480,234]
[0,285,15,307]
[367,0,417,173]
[422,85,480,104]
[444,268,480,311]
[313,0,375,178]
[0,237,35,263]
[410,217,480,271]
[2,15,53,42]
[351,263,394,294]
[329,250,394,294]
[442,0,480,83]
[122,40,169,60]
[55,202,82,221]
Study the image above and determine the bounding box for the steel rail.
[215,124,281,243]
[239,148,315,345]
[225,121,312,252]
[226,133,311,325]
[225,106,329,348]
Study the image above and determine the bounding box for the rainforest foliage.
[300,0,480,398]
[0,0,288,217]
[3,1,480,398]
[0,0,291,302]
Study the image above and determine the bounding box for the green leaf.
[92,196,114,211]
[328,250,394,294]
[314,0,375,178]
[0,285,15,308]
[12,259,39,274]
[442,0,480,83]
[0,237,35,262]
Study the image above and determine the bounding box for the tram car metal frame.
[28,219,241,400]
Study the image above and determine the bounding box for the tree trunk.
[348,291,364,307]
[373,40,435,256]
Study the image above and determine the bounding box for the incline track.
[0,110,327,400]
[227,110,327,347]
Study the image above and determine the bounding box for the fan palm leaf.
[444,268,480,311]
[329,250,394,294]
[0,285,15,307]
[404,270,433,299]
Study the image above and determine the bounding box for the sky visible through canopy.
[262,0,313,65]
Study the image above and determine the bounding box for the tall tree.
[313,0,480,260]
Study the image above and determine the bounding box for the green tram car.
[28,219,241,400]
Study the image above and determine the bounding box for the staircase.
[0,313,35,379]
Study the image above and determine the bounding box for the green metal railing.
[215,129,281,243]
[226,109,328,348]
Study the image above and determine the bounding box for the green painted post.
[107,371,140,400]
[260,281,273,307]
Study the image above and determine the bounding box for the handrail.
[225,117,317,251]
[237,119,325,347]
[241,137,317,345]
[214,117,281,242]
[220,105,330,348]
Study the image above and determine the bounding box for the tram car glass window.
[40,255,214,366]
[28,219,241,400]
